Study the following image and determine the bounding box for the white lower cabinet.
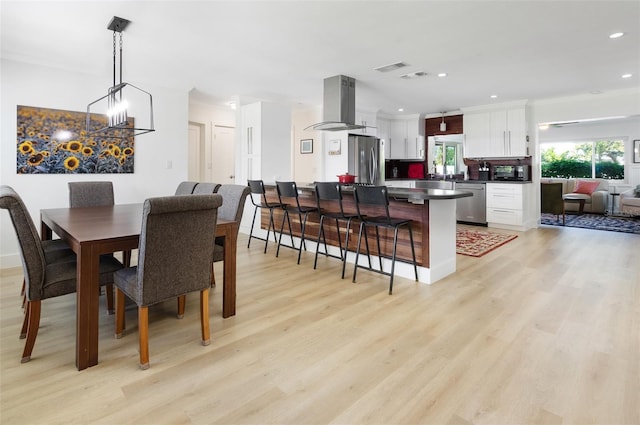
[486,183,525,227]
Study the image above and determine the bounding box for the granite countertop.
[286,183,473,202]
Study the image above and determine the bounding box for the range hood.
[305,75,367,132]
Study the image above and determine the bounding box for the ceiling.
[2,1,639,116]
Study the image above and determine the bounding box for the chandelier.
[86,16,154,137]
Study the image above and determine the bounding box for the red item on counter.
[407,163,424,179]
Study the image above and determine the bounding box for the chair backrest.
[541,183,564,215]
[216,184,251,222]
[174,181,198,195]
[248,180,278,208]
[353,185,392,223]
[193,182,221,194]
[136,194,222,306]
[314,181,347,216]
[0,185,46,300]
[68,181,114,207]
[276,181,302,209]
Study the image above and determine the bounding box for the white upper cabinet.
[462,101,529,158]
[386,115,425,160]
[376,117,391,159]
[351,110,377,136]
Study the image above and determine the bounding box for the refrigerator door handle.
[370,147,377,184]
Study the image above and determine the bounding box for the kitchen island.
[259,184,472,284]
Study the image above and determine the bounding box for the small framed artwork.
[300,139,313,154]
[634,139,640,163]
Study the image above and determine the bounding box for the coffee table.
[563,195,585,215]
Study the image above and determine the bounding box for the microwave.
[493,165,529,181]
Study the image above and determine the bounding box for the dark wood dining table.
[40,203,238,371]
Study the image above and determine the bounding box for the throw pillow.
[573,180,600,195]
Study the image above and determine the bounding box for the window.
[434,142,460,175]
[540,139,625,179]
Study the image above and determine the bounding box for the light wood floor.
[1,224,638,425]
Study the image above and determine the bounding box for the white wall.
[1,59,189,267]
[291,106,323,183]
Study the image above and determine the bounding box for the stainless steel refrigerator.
[347,135,384,185]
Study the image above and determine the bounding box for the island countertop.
[284,183,473,204]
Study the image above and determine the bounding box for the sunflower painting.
[16,105,135,174]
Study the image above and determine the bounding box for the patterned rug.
[540,213,640,234]
[456,229,518,257]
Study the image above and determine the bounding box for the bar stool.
[352,185,418,294]
[247,180,284,253]
[275,181,318,264]
[313,182,359,279]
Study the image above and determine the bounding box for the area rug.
[540,213,640,234]
[456,229,518,257]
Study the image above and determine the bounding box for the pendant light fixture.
[440,112,447,132]
[86,16,154,137]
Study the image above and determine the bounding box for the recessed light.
[622,73,632,79]
[609,32,624,39]
[538,124,550,131]
[398,108,404,112]
[590,90,603,95]
[490,95,498,99]
[437,73,447,77]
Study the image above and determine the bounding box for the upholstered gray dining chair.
[0,185,124,363]
[211,184,251,285]
[174,181,198,195]
[68,181,128,308]
[68,181,114,207]
[113,194,222,370]
[193,182,222,194]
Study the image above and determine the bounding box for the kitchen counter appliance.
[456,182,487,224]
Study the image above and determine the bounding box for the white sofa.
[540,178,609,214]
[620,186,640,216]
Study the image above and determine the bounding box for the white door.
[188,123,204,181]
[212,125,236,183]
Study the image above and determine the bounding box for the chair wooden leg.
[20,303,29,339]
[105,284,115,315]
[122,250,132,267]
[177,295,186,319]
[138,306,150,370]
[200,289,210,346]
[21,300,41,363]
[21,279,26,309]
[115,288,126,338]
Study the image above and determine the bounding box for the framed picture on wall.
[300,139,313,154]
[634,139,640,163]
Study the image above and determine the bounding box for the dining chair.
[0,185,124,363]
[113,194,222,370]
[68,181,114,207]
[247,180,284,253]
[193,182,222,194]
[313,182,359,279]
[275,181,319,264]
[541,182,565,225]
[68,181,127,310]
[352,185,418,294]
[174,181,198,195]
[211,184,251,285]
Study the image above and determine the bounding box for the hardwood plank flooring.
[0,224,638,424]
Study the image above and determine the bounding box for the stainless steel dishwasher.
[456,182,487,225]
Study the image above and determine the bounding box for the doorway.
[188,122,205,181]
[212,125,236,184]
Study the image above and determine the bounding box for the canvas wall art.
[16,105,135,174]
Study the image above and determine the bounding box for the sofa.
[620,186,640,216]
[540,178,609,214]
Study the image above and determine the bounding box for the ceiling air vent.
[374,62,408,72]
[400,71,428,79]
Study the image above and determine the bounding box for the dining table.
[40,203,238,371]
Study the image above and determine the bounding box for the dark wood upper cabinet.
[425,114,463,136]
